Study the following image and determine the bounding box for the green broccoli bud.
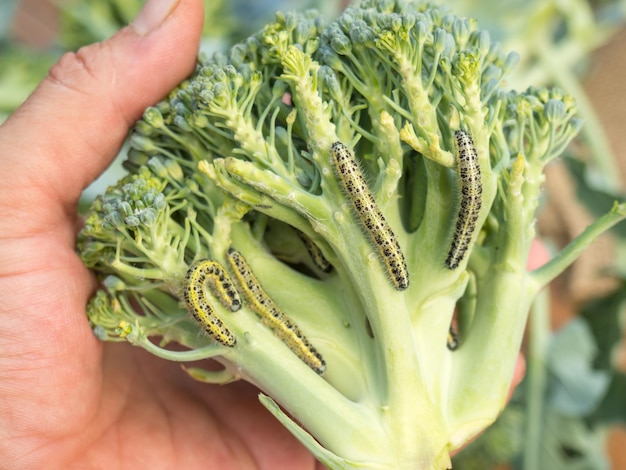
[77,1,626,469]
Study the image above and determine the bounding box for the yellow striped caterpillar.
[226,248,326,374]
[183,260,241,347]
[445,130,483,270]
[295,229,332,273]
[330,141,409,290]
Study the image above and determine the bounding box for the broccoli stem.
[522,287,551,470]
[530,202,626,288]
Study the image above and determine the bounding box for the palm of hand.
[0,198,318,470]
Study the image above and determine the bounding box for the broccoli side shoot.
[77,1,626,469]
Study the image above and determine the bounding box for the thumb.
[0,0,203,211]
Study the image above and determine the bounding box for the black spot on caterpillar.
[331,141,409,290]
[445,130,482,270]
[446,325,459,351]
[295,229,332,273]
[226,248,326,374]
[183,260,241,347]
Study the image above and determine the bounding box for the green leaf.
[547,318,611,415]
[581,282,626,369]
[538,409,609,470]
[589,373,626,425]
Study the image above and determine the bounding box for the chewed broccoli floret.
[77,1,626,469]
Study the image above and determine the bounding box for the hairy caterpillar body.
[183,260,240,346]
[445,130,483,270]
[226,249,326,374]
[331,141,409,290]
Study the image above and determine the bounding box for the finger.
[508,353,526,401]
[527,239,550,270]
[0,0,203,217]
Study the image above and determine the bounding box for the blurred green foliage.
[0,0,339,122]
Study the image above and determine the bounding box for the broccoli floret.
[77,1,626,468]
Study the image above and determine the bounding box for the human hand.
[0,0,539,467]
[0,1,323,469]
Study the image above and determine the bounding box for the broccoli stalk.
[78,1,626,468]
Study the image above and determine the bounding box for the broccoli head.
[77,1,626,468]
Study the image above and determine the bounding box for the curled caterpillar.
[226,248,326,374]
[183,260,240,347]
[331,141,409,290]
[445,130,483,270]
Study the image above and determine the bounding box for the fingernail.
[132,0,181,36]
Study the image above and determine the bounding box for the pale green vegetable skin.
[77,1,626,468]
